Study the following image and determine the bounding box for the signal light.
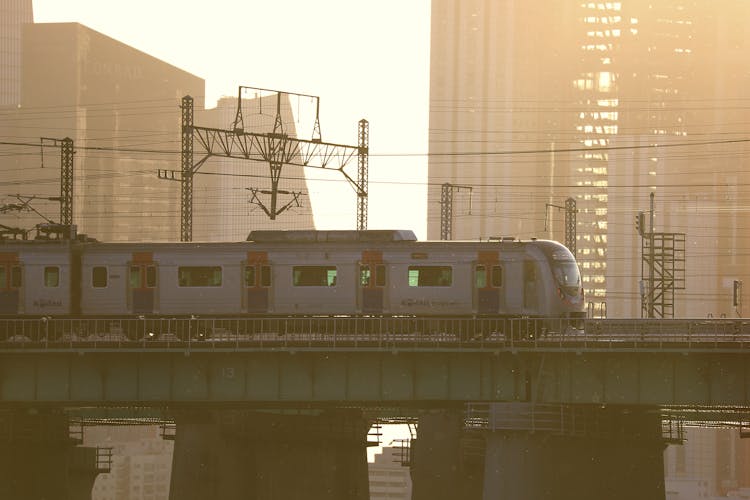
[635,211,645,236]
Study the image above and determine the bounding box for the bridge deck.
[0,318,748,408]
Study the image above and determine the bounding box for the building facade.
[368,446,412,500]
[0,22,204,242]
[427,0,750,317]
[0,22,316,242]
[0,0,32,107]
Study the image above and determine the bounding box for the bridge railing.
[0,317,748,350]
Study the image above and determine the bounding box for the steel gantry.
[162,89,369,242]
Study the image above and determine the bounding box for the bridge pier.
[479,403,667,500]
[169,409,370,500]
[0,410,102,500]
[409,404,667,500]
[410,410,484,500]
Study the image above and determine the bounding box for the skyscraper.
[0,0,33,107]
[428,0,750,317]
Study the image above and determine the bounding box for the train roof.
[247,230,418,243]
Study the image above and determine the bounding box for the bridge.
[1,316,747,406]
[1,316,748,500]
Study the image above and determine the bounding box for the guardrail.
[0,317,748,350]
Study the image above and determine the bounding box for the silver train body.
[0,230,585,331]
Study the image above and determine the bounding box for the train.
[0,229,585,339]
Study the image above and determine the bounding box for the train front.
[541,242,586,330]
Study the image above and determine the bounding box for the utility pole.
[545,197,577,254]
[440,183,472,240]
[179,96,195,243]
[357,119,369,230]
[40,137,75,227]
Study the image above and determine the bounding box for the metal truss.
[162,92,367,242]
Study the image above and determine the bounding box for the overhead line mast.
[162,87,369,242]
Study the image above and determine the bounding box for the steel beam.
[0,349,748,407]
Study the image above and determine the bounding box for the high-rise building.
[0,0,32,107]
[427,1,750,317]
[664,427,750,499]
[368,446,412,500]
[85,425,173,500]
[0,22,315,242]
[0,22,204,242]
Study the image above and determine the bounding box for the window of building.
[178,266,222,287]
[293,266,337,286]
[408,266,452,287]
[44,266,59,287]
[92,266,107,288]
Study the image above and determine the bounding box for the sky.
[32,0,432,239]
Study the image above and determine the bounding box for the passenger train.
[0,230,585,338]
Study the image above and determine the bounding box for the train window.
[492,266,503,287]
[130,266,141,288]
[244,266,256,287]
[92,266,108,288]
[10,266,21,288]
[178,266,221,287]
[246,265,271,287]
[260,265,271,287]
[293,266,337,287]
[44,266,59,287]
[408,266,452,287]
[360,266,371,286]
[475,266,487,288]
[0,267,5,288]
[146,265,157,288]
[375,265,385,286]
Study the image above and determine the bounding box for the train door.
[0,253,22,314]
[244,251,271,313]
[129,252,157,314]
[523,259,538,311]
[359,250,386,314]
[475,251,502,315]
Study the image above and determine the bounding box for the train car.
[1,230,585,338]
[245,230,584,329]
[0,240,78,316]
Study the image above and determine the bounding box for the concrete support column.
[169,409,370,500]
[0,410,101,500]
[410,410,483,500]
[480,404,666,500]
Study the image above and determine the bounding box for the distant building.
[368,446,412,500]
[0,21,315,242]
[0,22,203,241]
[428,0,750,317]
[0,0,32,107]
[85,425,173,500]
[665,427,750,499]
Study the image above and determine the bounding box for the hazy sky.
[32,0,431,238]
